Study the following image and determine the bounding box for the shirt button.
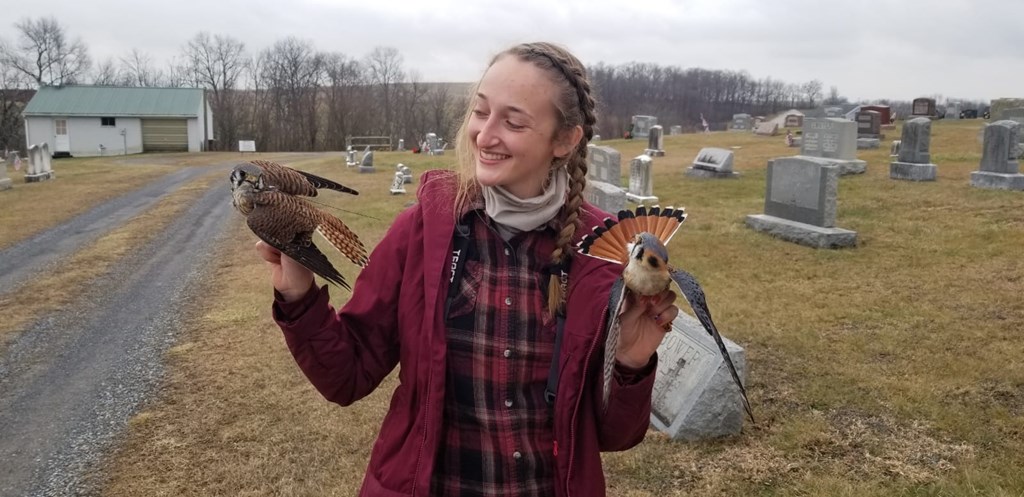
[503,349,512,358]
[505,399,514,407]
[504,297,512,306]
[513,451,522,460]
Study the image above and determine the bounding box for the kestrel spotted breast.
[230,160,368,290]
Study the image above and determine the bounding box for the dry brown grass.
[90,124,1024,496]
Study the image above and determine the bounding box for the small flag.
[700,113,710,133]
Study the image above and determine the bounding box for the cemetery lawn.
[94,125,1024,497]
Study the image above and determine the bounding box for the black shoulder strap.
[444,220,472,322]
[544,261,570,407]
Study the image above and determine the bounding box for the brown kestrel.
[230,160,368,290]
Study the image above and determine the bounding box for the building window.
[101,117,116,127]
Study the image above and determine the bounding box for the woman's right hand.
[255,241,315,302]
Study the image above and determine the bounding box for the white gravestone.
[799,118,866,175]
[626,154,658,205]
[753,122,778,136]
[890,118,937,181]
[669,125,682,135]
[0,154,11,191]
[346,146,357,167]
[238,140,256,153]
[729,113,752,132]
[397,138,405,151]
[686,148,738,178]
[745,156,857,248]
[397,164,413,184]
[651,311,748,441]
[25,143,55,182]
[389,171,406,195]
[584,181,626,214]
[970,120,1024,191]
[644,125,665,157]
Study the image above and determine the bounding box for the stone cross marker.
[970,120,1024,190]
[745,156,857,248]
[650,311,748,441]
[686,147,737,178]
[626,154,658,204]
[631,115,658,138]
[799,118,866,175]
[644,125,665,156]
[890,117,937,181]
[585,144,626,213]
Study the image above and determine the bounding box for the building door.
[54,119,70,153]
[141,119,188,152]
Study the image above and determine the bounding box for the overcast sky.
[3,0,1022,102]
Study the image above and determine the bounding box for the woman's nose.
[475,116,500,148]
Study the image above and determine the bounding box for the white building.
[23,86,213,157]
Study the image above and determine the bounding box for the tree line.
[0,16,987,155]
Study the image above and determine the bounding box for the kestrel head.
[628,232,670,268]
[230,163,266,191]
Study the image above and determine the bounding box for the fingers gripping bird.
[577,205,754,424]
[230,160,368,290]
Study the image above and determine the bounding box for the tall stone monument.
[970,120,1024,190]
[745,156,857,248]
[626,154,658,204]
[631,115,658,138]
[24,143,55,182]
[890,118,937,181]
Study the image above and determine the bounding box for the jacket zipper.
[565,299,611,496]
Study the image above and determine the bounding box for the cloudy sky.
[3,0,1022,102]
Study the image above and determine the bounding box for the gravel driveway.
[0,162,237,496]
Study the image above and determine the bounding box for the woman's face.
[468,56,578,199]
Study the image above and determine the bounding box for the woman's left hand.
[615,290,679,369]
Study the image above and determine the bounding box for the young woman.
[257,41,679,497]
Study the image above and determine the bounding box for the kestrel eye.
[647,256,660,268]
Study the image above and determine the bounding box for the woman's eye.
[506,121,525,130]
[472,109,488,118]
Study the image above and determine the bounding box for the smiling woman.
[257,41,679,497]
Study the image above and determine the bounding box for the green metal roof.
[23,86,204,117]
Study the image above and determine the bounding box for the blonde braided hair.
[453,42,597,316]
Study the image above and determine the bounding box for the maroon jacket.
[276,170,656,496]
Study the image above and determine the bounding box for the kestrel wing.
[246,192,351,290]
[669,266,754,423]
[314,207,369,268]
[602,276,629,411]
[250,159,359,197]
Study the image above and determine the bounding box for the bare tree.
[364,46,405,137]
[259,37,323,151]
[120,49,164,87]
[322,52,365,150]
[0,16,90,87]
[0,56,29,152]
[182,32,248,149]
[91,58,128,86]
[802,79,823,108]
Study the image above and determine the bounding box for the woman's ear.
[553,125,585,160]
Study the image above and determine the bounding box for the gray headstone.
[586,145,622,187]
[25,144,55,182]
[425,133,439,152]
[764,156,839,228]
[358,150,375,173]
[978,120,1020,174]
[691,148,735,173]
[856,110,881,138]
[945,104,961,120]
[397,164,413,184]
[912,98,936,117]
[584,181,626,213]
[801,118,857,160]
[824,107,843,117]
[631,115,658,138]
[856,138,880,149]
[729,113,752,132]
[989,99,1024,121]
[1000,108,1024,136]
[644,125,665,156]
[346,147,357,166]
[650,312,747,441]
[890,118,937,181]
[898,118,932,164]
[0,156,11,191]
[397,138,405,151]
[669,125,683,135]
[628,154,655,197]
[784,114,803,128]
